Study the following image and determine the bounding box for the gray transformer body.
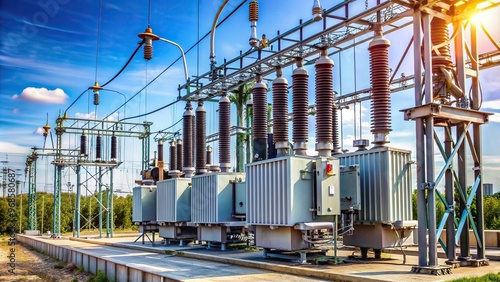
[132,186,157,223]
[246,156,340,226]
[191,172,246,224]
[156,178,197,244]
[338,147,412,223]
[338,147,415,249]
[156,178,191,223]
[246,156,340,251]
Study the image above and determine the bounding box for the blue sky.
[1,0,499,194]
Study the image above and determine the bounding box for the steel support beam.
[75,165,81,238]
[413,10,428,267]
[27,158,37,231]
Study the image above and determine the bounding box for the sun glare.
[470,12,484,24]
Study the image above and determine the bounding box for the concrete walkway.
[20,234,500,282]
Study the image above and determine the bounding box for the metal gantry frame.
[49,114,152,238]
[399,0,496,273]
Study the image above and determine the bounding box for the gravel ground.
[0,236,93,282]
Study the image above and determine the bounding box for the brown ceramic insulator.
[431,17,453,72]
[195,102,206,173]
[111,135,117,160]
[158,141,164,162]
[272,77,289,144]
[315,59,333,144]
[332,106,339,149]
[206,146,212,165]
[169,141,176,171]
[369,44,391,134]
[144,45,153,61]
[93,92,100,106]
[192,113,196,165]
[249,0,258,21]
[292,64,309,144]
[219,95,231,165]
[252,82,267,140]
[96,135,102,160]
[183,107,193,169]
[176,139,183,172]
[80,134,87,156]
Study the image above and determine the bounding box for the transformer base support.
[458,257,489,267]
[410,265,453,275]
[263,248,329,264]
[134,223,159,246]
[159,223,197,246]
[189,222,247,251]
[445,260,461,268]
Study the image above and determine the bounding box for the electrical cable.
[102,42,144,88]
[95,0,103,83]
[119,99,180,121]
[480,22,500,51]
[106,0,248,121]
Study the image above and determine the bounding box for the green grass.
[449,272,500,282]
[75,265,85,274]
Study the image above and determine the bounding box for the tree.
[229,82,253,172]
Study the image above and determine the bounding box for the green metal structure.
[26,153,38,230]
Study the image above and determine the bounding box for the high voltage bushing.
[80,133,87,156]
[369,25,391,146]
[431,17,453,73]
[192,108,196,167]
[249,0,259,47]
[315,48,334,157]
[206,145,212,166]
[431,16,454,102]
[96,135,102,160]
[176,139,183,173]
[272,66,289,156]
[219,93,231,172]
[169,140,177,171]
[182,102,194,177]
[158,140,164,162]
[111,135,117,160]
[252,74,268,161]
[195,101,207,174]
[292,58,309,155]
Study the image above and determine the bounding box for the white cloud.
[75,111,97,120]
[489,113,500,123]
[0,142,31,154]
[105,113,119,121]
[482,100,500,110]
[34,127,44,135]
[12,87,68,104]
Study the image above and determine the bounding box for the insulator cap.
[88,82,103,92]
[137,27,159,40]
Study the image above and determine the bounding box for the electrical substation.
[15,0,500,280]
